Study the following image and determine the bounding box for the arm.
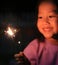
[23,39,39,65]
[14,39,39,65]
[14,52,31,65]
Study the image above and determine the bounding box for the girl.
[14,0,58,65]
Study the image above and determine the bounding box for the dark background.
[0,0,39,65]
[0,0,38,13]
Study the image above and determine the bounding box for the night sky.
[0,0,38,14]
[0,1,38,63]
[0,0,39,30]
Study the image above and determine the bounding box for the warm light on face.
[37,2,58,39]
[4,26,17,38]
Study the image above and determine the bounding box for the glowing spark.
[7,27,14,36]
[18,41,21,44]
[5,26,17,38]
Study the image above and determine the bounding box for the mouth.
[43,27,52,32]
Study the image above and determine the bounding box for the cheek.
[37,20,40,29]
[51,21,58,33]
[37,20,43,31]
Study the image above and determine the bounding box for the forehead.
[38,2,57,13]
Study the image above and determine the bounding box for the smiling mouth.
[43,27,52,32]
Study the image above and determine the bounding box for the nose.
[43,17,50,25]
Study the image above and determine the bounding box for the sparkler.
[4,26,17,38]
[4,25,21,45]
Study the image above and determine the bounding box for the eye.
[38,16,42,19]
[49,16,56,18]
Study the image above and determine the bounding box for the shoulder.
[24,38,40,50]
[23,39,40,59]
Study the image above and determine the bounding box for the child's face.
[37,2,58,39]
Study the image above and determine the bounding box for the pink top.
[23,39,58,65]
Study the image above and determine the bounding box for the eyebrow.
[49,9,58,13]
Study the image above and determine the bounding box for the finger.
[15,57,19,61]
[14,52,24,58]
[16,60,24,64]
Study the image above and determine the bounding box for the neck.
[46,38,58,45]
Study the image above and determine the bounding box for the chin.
[43,34,53,39]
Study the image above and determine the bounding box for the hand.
[14,52,24,63]
[14,52,31,65]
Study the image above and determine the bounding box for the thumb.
[14,51,24,58]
